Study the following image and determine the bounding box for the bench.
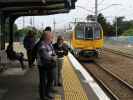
[0,49,26,71]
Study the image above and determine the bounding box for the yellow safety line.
[62,57,88,100]
[55,95,62,100]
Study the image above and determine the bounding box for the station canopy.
[0,0,77,17]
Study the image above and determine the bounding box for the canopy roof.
[0,0,77,16]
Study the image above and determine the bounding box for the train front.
[71,22,104,60]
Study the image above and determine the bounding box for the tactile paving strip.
[62,57,88,100]
[55,95,62,100]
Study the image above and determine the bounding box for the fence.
[105,36,133,45]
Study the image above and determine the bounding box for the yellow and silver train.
[70,21,104,60]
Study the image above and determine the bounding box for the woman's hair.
[40,26,52,41]
[44,26,51,32]
[57,35,64,42]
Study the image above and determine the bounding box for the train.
[70,21,104,60]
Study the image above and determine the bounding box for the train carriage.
[70,21,104,60]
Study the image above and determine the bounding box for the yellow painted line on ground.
[62,57,88,100]
[55,95,62,100]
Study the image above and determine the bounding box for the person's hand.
[52,55,57,62]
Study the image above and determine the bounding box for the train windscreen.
[75,23,84,39]
[75,22,102,40]
[85,26,93,39]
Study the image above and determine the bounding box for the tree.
[113,17,133,36]
[97,13,114,36]
[123,28,133,36]
[15,26,43,41]
[112,17,124,36]
[15,26,34,41]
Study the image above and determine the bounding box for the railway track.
[82,62,133,100]
[103,48,133,59]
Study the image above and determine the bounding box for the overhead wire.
[98,0,106,6]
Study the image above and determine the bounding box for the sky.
[15,0,133,30]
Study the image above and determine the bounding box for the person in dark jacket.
[36,27,56,100]
[31,26,52,64]
[53,35,68,86]
[6,44,25,69]
[23,30,35,68]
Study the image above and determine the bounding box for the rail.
[103,48,133,59]
[82,61,133,100]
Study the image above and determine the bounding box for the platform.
[0,42,111,100]
[0,49,111,100]
[0,56,88,100]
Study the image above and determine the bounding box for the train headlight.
[75,49,82,55]
[96,49,103,55]
[76,49,82,52]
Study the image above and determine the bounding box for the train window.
[77,32,84,39]
[94,26,101,39]
[85,26,93,39]
[75,25,84,39]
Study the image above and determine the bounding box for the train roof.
[73,21,100,27]
[70,21,102,31]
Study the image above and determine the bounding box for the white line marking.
[68,53,110,100]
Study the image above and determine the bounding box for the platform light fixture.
[42,0,46,4]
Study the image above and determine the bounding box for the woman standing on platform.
[53,35,69,86]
